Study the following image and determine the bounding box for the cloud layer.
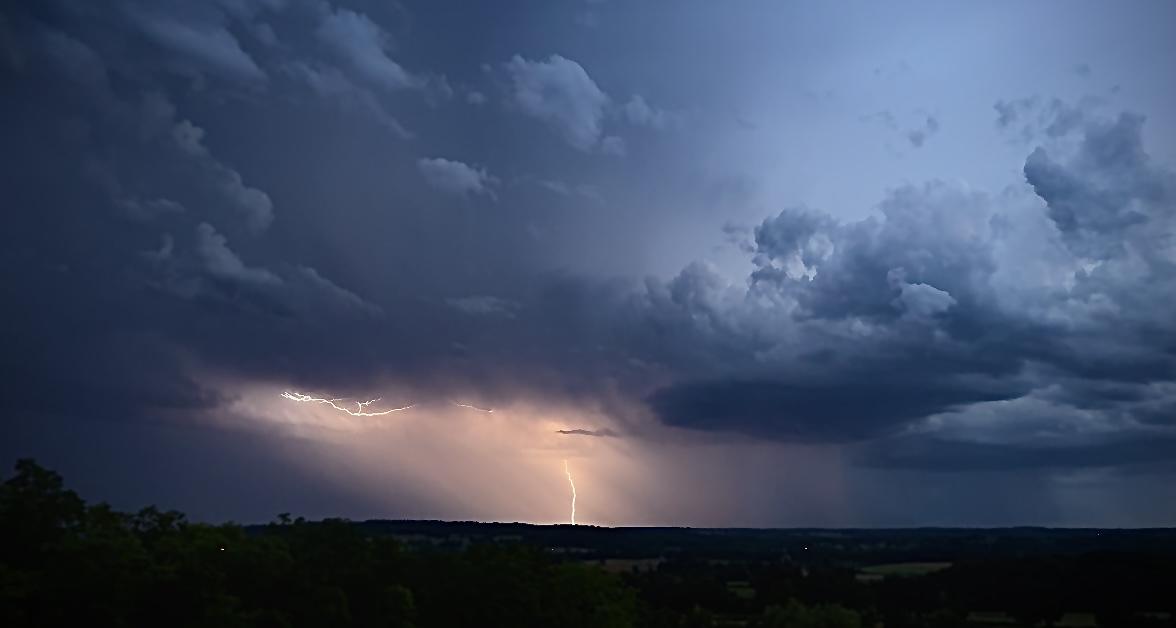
[2,0,1174,526]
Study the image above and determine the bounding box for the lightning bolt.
[281,391,415,415]
[563,459,577,525]
[449,400,494,413]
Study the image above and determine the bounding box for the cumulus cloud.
[502,54,610,152]
[621,95,681,130]
[587,100,1176,468]
[417,158,497,198]
[315,7,419,91]
[194,222,281,285]
[287,61,411,137]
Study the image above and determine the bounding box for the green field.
[1056,614,1098,627]
[967,612,1097,627]
[726,580,757,599]
[968,612,1016,624]
[859,561,953,576]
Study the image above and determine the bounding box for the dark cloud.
[574,101,1176,458]
[556,428,619,438]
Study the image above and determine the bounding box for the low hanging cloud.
[557,428,620,438]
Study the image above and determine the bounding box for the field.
[968,613,1100,627]
[859,561,953,577]
[591,557,665,574]
[726,580,757,599]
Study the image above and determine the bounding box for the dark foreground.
[2,460,1174,628]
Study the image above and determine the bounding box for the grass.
[968,612,1015,624]
[591,558,664,574]
[859,562,953,577]
[1056,613,1097,628]
[726,580,756,599]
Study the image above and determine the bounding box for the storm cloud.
[2,0,1175,526]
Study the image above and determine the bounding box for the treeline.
[351,521,1176,565]
[4,459,1175,628]
[621,554,1176,628]
[1,459,641,627]
[0,460,861,628]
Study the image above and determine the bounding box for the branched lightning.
[281,391,415,415]
[449,400,494,413]
[563,459,577,525]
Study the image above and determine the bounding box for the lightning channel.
[563,459,577,525]
[281,391,416,416]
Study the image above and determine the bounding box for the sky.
[2,0,1176,528]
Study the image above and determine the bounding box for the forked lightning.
[281,391,415,415]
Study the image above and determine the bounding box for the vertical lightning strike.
[281,391,415,415]
[563,459,577,525]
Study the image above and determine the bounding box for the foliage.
[5,459,1176,628]
[761,599,862,628]
[0,459,638,628]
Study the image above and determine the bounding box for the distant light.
[804,547,808,550]
[220,548,225,551]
